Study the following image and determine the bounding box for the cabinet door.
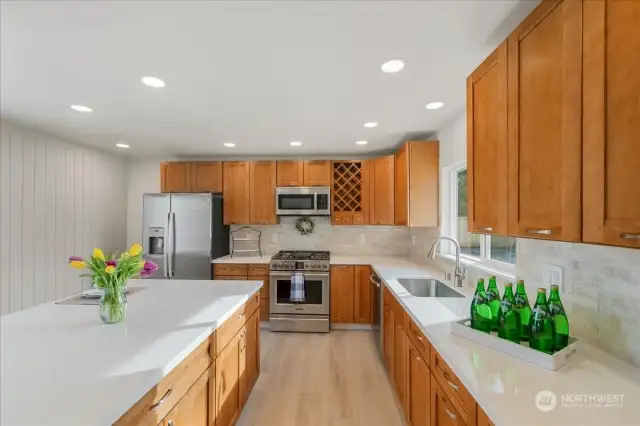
[408,342,430,426]
[164,365,212,426]
[222,162,250,225]
[249,161,277,225]
[243,312,260,404]
[583,0,640,248]
[190,162,223,193]
[393,320,409,415]
[467,42,508,235]
[395,144,409,226]
[370,155,395,225]
[215,333,241,426]
[330,265,355,323]
[161,162,190,193]
[354,265,372,324]
[507,0,582,241]
[477,407,495,426]
[431,379,462,426]
[303,160,332,186]
[383,302,395,375]
[238,326,247,408]
[276,161,304,186]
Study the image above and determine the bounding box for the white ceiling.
[0,1,538,158]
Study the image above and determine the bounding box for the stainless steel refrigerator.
[142,193,229,279]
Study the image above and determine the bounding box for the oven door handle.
[270,272,329,278]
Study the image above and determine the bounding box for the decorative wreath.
[295,216,315,236]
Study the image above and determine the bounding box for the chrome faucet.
[427,236,465,287]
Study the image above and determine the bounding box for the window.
[443,162,517,267]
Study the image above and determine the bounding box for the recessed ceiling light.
[289,141,302,147]
[115,143,130,148]
[381,59,405,73]
[356,140,368,145]
[141,76,166,88]
[364,122,378,128]
[223,142,236,148]
[425,101,444,110]
[70,104,93,113]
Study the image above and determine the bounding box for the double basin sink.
[396,278,465,298]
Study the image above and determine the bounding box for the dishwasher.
[370,269,383,355]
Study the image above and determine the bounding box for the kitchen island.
[0,279,262,426]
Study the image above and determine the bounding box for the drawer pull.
[149,387,172,410]
[238,314,245,321]
[621,233,640,240]
[443,372,459,391]
[479,227,493,232]
[417,336,423,342]
[525,228,552,235]
[167,420,174,426]
[445,408,457,421]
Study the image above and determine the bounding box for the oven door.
[270,271,329,315]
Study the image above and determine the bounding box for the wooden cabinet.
[215,332,241,426]
[583,0,640,248]
[408,341,430,426]
[190,162,223,193]
[223,162,250,225]
[303,160,331,186]
[507,0,582,241]
[162,366,212,426]
[394,318,409,415]
[332,160,369,225]
[330,265,355,323]
[161,162,190,193]
[243,311,260,403]
[467,42,508,235]
[431,379,463,426]
[276,161,304,186]
[354,265,372,324]
[430,349,476,425]
[394,142,439,227]
[382,299,395,375]
[249,161,277,225]
[370,155,395,225]
[477,407,494,426]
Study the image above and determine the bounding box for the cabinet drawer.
[432,377,465,426]
[214,275,248,281]
[431,349,476,425]
[216,302,250,356]
[214,264,249,276]
[408,319,431,365]
[248,264,270,277]
[114,338,211,426]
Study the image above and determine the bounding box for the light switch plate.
[542,264,565,292]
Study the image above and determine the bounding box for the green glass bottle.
[486,276,501,331]
[529,288,556,354]
[470,278,492,333]
[498,283,521,343]
[513,280,532,341]
[548,285,570,350]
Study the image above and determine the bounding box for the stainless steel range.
[269,250,330,333]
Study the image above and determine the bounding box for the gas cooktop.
[270,250,330,271]
[271,250,330,261]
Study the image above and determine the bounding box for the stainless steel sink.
[396,278,464,298]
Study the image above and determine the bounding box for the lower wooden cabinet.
[408,341,431,426]
[432,378,464,426]
[330,265,373,324]
[242,311,260,404]
[354,265,372,323]
[382,300,395,375]
[216,332,241,426]
[161,365,213,426]
[477,407,495,426]
[394,319,409,415]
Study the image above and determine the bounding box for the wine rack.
[331,160,369,225]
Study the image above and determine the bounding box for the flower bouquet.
[69,243,157,324]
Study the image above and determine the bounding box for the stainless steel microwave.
[276,187,331,216]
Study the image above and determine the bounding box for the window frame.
[440,161,517,274]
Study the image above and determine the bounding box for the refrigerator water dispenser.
[148,227,164,255]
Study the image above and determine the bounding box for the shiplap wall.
[0,120,127,315]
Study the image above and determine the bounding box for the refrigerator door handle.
[171,212,176,277]
[163,212,170,278]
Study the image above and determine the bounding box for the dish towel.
[290,271,306,303]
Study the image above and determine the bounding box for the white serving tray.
[450,318,582,371]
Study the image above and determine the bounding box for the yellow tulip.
[70,261,85,270]
[138,261,146,268]
[128,243,142,256]
[93,248,105,261]
[105,265,115,274]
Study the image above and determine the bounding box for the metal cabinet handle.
[479,227,493,232]
[445,408,457,421]
[149,388,172,410]
[167,420,174,426]
[525,228,552,235]
[417,336,423,342]
[621,233,640,240]
[443,372,459,391]
[411,350,421,361]
[238,314,245,321]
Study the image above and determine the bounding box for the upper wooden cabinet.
[249,161,277,225]
[507,0,582,241]
[369,155,395,226]
[394,141,439,227]
[467,42,508,235]
[161,162,190,193]
[303,160,332,186]
[332,160,369,225]
[276,161,304,187]
[583,0,640,248]
[223,162,250,225]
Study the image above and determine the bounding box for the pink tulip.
[106,260,117,267]
[68,256,84,263]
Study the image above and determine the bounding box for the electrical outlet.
[542,264,565,292]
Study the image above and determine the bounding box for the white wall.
[126,160,161,247]
[0,120,127,315]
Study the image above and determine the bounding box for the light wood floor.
[237,329,406,426]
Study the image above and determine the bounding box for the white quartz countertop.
[371,260,640,426]
[0,279,262,426]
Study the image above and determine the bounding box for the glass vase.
[99,289,127,324]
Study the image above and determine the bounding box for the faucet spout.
[427,236,465,287]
